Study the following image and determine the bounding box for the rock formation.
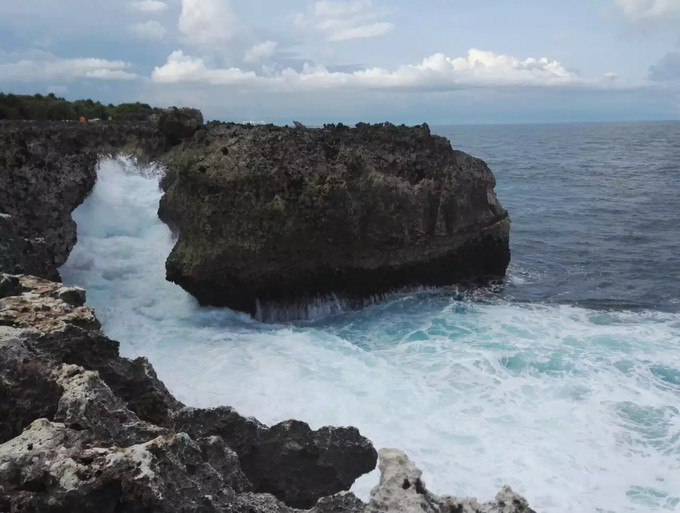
[0,119,176,279]
[0,114,533,512]
[365,449,535,513]
[0,275,533,512]
[159,122,510,314]
[0,274,376,511]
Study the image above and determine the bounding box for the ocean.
[60,121,680,513]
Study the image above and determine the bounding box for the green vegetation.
[0,93,161,121]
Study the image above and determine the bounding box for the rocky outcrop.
[159,122,510,315]
[365,449,534,513]
[174,408,377,508]
[158,107,204,144]
[0,274,378,511]
[0,116,191,280]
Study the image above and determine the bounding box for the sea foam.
[61,157,680,513]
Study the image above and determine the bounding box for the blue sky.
[1,0,679,123]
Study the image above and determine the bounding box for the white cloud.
[613,0,680,19]
[179,0,239,46]
[244,41,278,63]
[151,47,633,92]
[152,50,256,84]
[130,20,167,39]
[129,0,168,14]
[329,22,393,41]
[0,54,137,82]
[296,0,394,41]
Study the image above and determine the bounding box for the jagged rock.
[0,121,174,280]
[0,326,62,444]
[159,122,510,315]
[0,277,380,512]
[174,407,378,508]
[311,492,366,513]
[0,420,249,513]
[366,449,535,513]
[0,273,22,299]
[158,107,204,143]
[0,275,100,332]
[53,364,166,446]
[0,215,26,275]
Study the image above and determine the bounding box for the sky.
[1,0,679,124]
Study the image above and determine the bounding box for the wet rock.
[174,407,378,508]
[159,122,510,315]
[158,107,204,143]
[365,449,535,513]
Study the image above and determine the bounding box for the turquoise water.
[61,122,680,513]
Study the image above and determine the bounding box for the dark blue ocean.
[61,122,680,513]
[441,121,680,312]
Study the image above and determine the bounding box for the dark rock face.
[0,120,174,280]
[158,107,204,144]
[159,122,510,314]
[174,408,378,508]
[0,274,378,512]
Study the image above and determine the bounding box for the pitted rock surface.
[159,122,510,314]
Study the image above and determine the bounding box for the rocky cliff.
[0,108,200,280]
[0,114,532,513]
[159,122,510,315]
[0,274,533,513]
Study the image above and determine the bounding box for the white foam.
[61,158,680,513]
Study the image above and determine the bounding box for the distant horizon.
[2,1,679,124]
[2,88,679,127]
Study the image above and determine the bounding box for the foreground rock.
[0,274,534,511]
[159,122,510,315]
[0,274,377,511]
[365,449,535,513]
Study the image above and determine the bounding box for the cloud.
[151,48,635,92]
[130,20,167,39]
[0,53,137,82]
[329,22,393,41]
[129,0,168,14]
[296,0,394,42]
[649,52,680,81]
[244,41,278,63]
[151,50,256,84]
[613,0,680,19]
[179,0,239,47]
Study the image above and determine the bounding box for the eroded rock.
[0,275,379,512]
[174,407,378,508]
[159,122,510,315]
[158,107,204,143]
[366,449,535,513]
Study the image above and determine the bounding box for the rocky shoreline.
[0,274,533,512]
[0,112,532,512]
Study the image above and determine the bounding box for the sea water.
[60,122,680,513]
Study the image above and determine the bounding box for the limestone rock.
[0,276,381,512]
[159,122,510,315]
[366,449,535,513]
